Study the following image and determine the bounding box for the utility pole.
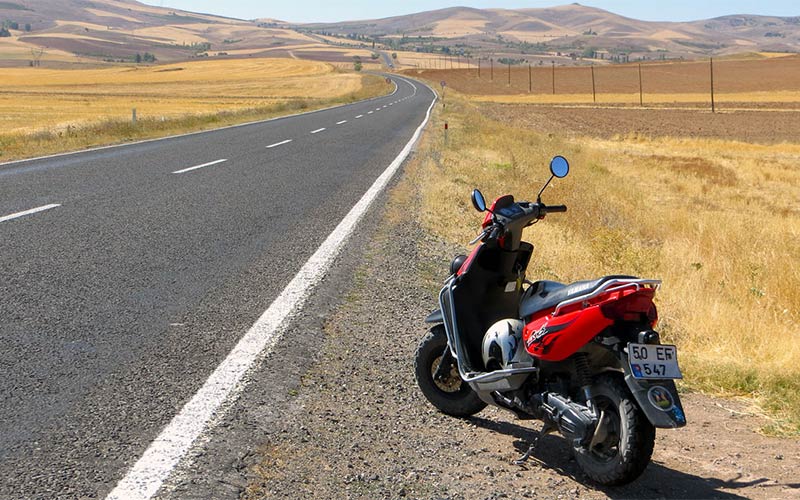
[529,63,532,93]
[478,58,481,78]
[638,63,643,107]
[551,61,555,95]
[591,65,596,103]
[490,58,494,81]
[508,62,511,85]
[710,57,716,113]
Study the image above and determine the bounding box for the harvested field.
[406,55,800,106]
[480,105,800,144]
[0,58,361,134]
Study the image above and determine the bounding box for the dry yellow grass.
[0,58,362,134]
[415,90,800,435]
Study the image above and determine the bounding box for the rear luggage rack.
[553,279,661,316]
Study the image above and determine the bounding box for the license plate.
[628,343,683,380]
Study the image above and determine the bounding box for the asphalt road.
[0,75,435,499]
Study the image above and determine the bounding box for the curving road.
[0,75,435,499]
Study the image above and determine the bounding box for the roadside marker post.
[132,108,137,125]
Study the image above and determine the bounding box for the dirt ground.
[244,159,800,499]
[479,104,800,144]
[408,56,800,97]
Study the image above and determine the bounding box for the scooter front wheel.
[414,325,486,417]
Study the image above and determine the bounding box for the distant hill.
[0,0,314,66]
[301,4,800,61]
[1,2,797,67]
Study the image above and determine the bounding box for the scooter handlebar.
[545,205,567,213]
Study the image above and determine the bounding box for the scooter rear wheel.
[414,325,486,417]
[574,374,655,485]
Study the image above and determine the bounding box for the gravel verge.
[241,158,800,500]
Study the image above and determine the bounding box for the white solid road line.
[336,120,347,125]
[172,159,228,174]
[0,204,61,223]
[266,139,293,149]
[105,78,437,500]
[310,128,326,134]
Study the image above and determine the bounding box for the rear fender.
[621,359,687,428]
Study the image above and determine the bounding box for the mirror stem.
[537,174,555,203]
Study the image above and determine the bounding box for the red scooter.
[415,156,685,485]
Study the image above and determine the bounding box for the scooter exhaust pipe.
[544,393,596,446]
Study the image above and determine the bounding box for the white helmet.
[482,319,526,371]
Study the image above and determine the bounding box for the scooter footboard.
[622,364,687,428]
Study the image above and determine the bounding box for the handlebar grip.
[547,205,567,213]
[487,226,503,241]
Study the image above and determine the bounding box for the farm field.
[0,57,388,161]
[480,105,800,143]
[413,86,800,434]
[0,58,361,133]
[408,55,800,107]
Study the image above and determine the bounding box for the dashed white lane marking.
[355,115,364,119]
[0,204,61,223]
[310,128,326,134]
[105,78,437,500]
[266,139,293,149]
[375,108,381,111]
[336,120,347,125]
[172,159,228,174]
[367,111,374,114]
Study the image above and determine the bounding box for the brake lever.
[469,228,489,245]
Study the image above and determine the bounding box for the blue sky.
[143,1,799,23]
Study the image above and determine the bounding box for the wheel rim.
[586,397,622,462]
[430,355,462,393]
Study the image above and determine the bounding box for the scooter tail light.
[648,303,659,328]
[600,289,656,322]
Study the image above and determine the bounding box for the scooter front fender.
[621,359,687,428]
[424,309,443,324]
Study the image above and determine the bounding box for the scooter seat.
[520,275,637,319]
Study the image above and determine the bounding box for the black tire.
[574,374,655,486]
[414,325,486,417]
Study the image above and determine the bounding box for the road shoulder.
[237,150,800,499]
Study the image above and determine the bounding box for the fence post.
[132,108,137,125]
[710,57,716,113]
[591,65,596,103]
[638,63,643,107]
